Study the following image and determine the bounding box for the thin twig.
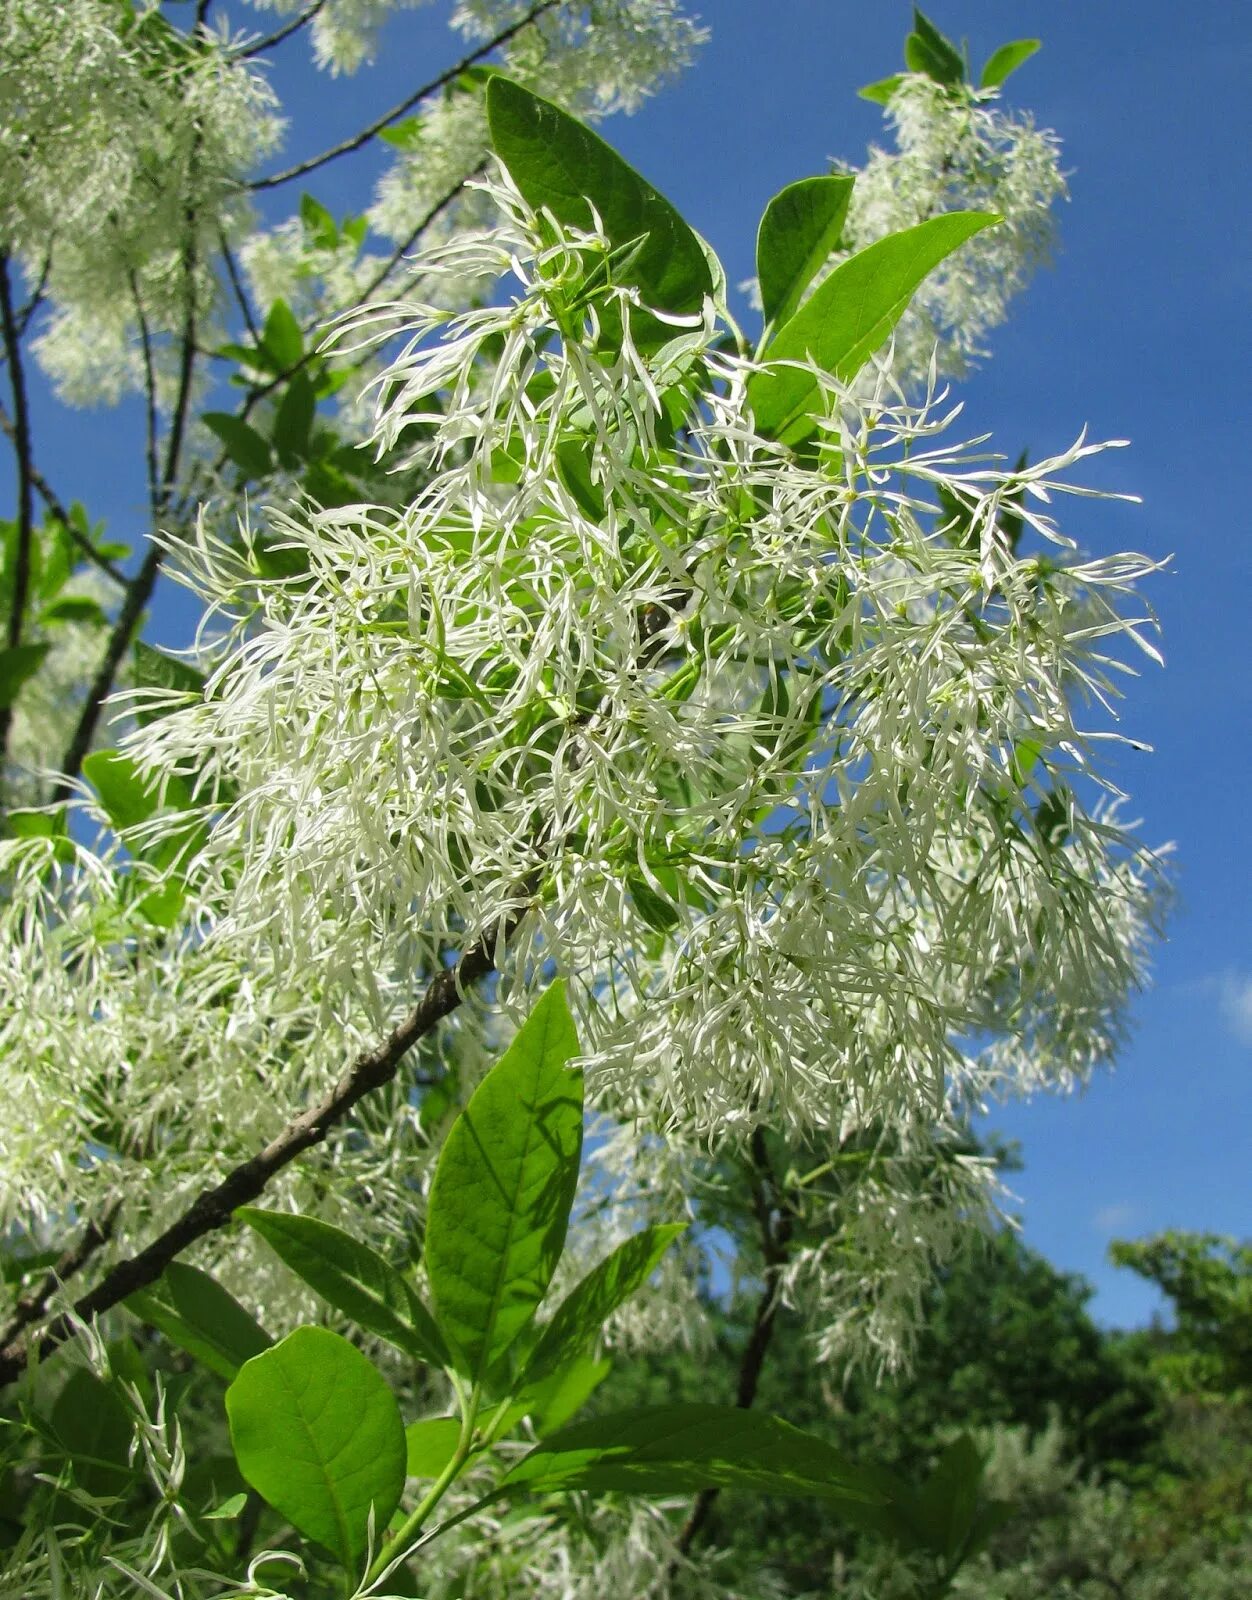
[674,1130,796,1559]
[219,231,260,345]
[0,254,36,786]
[233,0,329,60]
[129,271,162,523]
[0,1202,121,1351]
[15,252,51,338]
[247,0,559,192]
[0,895,534,1388]
[0,401,126,586]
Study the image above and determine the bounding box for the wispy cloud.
[1093,1202,1137,1235]
[1218,972,1252,1045]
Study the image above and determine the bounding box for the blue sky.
[10,3,1248,1325]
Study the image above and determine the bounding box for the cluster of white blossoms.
[1,0,282,406]
[245,0,437,77]
[0,167,1164,1307]
[839,74,1068,384]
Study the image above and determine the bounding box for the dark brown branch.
[53,205,202,794]
[0,253,36,786]
[247,0,559,192]
[0,1201,121,1351]
[233,0,328,60]
[15,252,51,338]
[0,896,533,1388]
[675,1130,796,1559]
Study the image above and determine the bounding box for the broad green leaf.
[518,1353,611,1434]
[904,1434,986,1560]
[204,1491,249,1521]
[858,74,904,106]
[756,176,854,330]
[426,981,583,1381]
[980,38,1040,89]
[226,1327,405,1569]
[272,371,316,468]
[238,1209,448,1367]
[405,1416,461,1478]
[522,1224,686,1386]
[748,213,997,447]
[906,7,965,84]
[83,749,191,833]
[485,77,711,343]
[38,595,107,627]
[131,641,206,721]
[299,192,338,250]
[555,439,605,521]
[0,643,49,709]
[502,1404,898,1529]
[51,1370,133,1499]
[261,298,304,370]
[126,1263,271,1380]
[202,413,273,480]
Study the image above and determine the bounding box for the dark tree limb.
[233,0,328,60]
[0,254,36,786]
[674,1129,797,1559]
[247,0,559,192]
[0,896,532,1387]
[0,1201,121,1352]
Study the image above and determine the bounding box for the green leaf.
[980,38,1040,89]
[517,1353,611,1434]
[226,1327,406,1569]
[204,1491,249,1521]
[628,874,681,934]
[485,77,711,344]
[756,176,854,330]
[858,74,904,106]
[502,1404,897,1527]
[126,1262,271,1381]
[299,192,338,250]
[522,1224,686,1386]
[405,1416,461,1478]
[0,643,49,708]
[38,595,107,627]
[426,981,584,1381]
[260,298,304,370]
[378,115,424,151]
[81,749,193,836]
[901,1435,987,1559]
[51,1370,133,1499]
[555,439,605,521]
[202,413,273,480]
[131,641,206,721]
[238,1209,448,1367]
[749,213,997,447]
[272,371,316,468]
[906,7,965,84]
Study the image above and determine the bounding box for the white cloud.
[1218,972,1252,1045]
[1093,1202,1137,1235]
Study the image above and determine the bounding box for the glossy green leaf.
[749,213,997,447]
[555,439,605,521]
[238,1208,448,1367]
[51,1370,133,1499]
[202,413,273,480]
[272,371,316,468]
[756,176,854,330]
[906,7,965,84]
[628,875,680,934]
[485,77,711,342]
[980,38,1040,89]
[518,1353,612,1434]
[426,981,583,1381]
[502,1403,898,1528]
[226,1327,406,1569]
[522,1224,686,1386]
[82,749,192,833]
[204,1491,249,1521]
[126,1262,271,1381]
[0,643,49,709]
[904,1434,986,1560]
[261,298,304,370]
[404,1416,461,1479]
[299,192,338,250]
[858,74,904,106]
[131,641,206,723]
